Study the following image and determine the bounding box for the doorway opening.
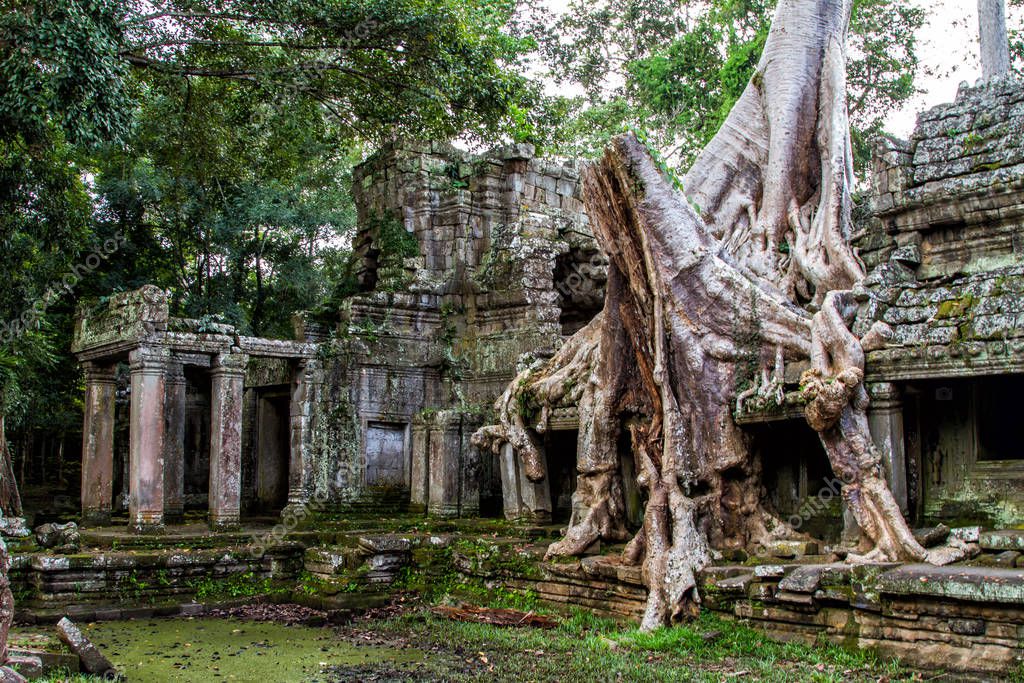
[544,429,579,524]
[183,368,211,512]
[255,388,291,513]
[748,419,840,542]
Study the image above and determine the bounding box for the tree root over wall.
[475,0,965,630]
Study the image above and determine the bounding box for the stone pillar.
[498,442,551,523]
[409,420,430,514]
[427,425,452,516]
[427,414,482,518]
[458,426,482,518]
[128,347,170,531]
[163,363,187,523]
[209,352,248,529]
[282,359,316,519]
[81,362,117,526]
[498,443,520,520]
[979,0,1010,80]
[867,382,908,515]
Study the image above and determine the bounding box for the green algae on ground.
[82,617,423,682]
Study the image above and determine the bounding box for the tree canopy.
[533,0,926,173]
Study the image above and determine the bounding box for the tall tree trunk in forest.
[978,0,1010,79]
[475,0,966,631]
[0,415,22,518]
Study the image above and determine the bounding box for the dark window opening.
[479,444,504,518]
[545,429,579,524]
[554,248,607,336]
[910,376,1024,465]
[976,376,1024,461]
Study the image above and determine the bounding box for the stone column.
[409,420,430,514]
[498,442,551,522]
[867,382,909,515]
[979,0,1010,80]
[428,420,459,517]
[163,363,187,523]
[81,362,117,526]
[209,352,248,529]
[498,443,520,520]
[427,414,481,518]
[282,359,316,520]
[129,347,170,531]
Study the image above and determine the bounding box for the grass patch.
[342,608,915,682]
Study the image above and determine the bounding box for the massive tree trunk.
[476,0,963,630]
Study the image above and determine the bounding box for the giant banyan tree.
[474,0,966,631]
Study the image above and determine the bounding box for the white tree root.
[475,0,961,630]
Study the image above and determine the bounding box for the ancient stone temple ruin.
[47,70,1024,679]
[73,80,1024,537]
[72,287,316,530]
[734,76,1024,538]
[73,141,604,528]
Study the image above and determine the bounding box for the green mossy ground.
[35,609,917,682]
[19,517,945,681]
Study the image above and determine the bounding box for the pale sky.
[890,0,991,136]
[538,0,1022,139]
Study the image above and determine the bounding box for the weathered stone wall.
[854,75,1024,528]
[10,544,303,619]
[858,76,1024,278]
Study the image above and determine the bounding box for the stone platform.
[10,520,1024,675]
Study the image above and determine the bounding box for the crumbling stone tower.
[296,141,603,519]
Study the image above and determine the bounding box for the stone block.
[913,525,951,548]
[992,551,1022,568]
[179,602,205,616]
[778,565,833,594]
[952,527,982,544]
[775,591,815,606]
[358,535,412,554]
[877,564,1024,604]
[947,618,986,636]
[711,573,753,595]
[980,530,1024,552]
[753,565,787,579]
[56,618,116,676]
[5,655,41,680]
[765,540,819,559]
